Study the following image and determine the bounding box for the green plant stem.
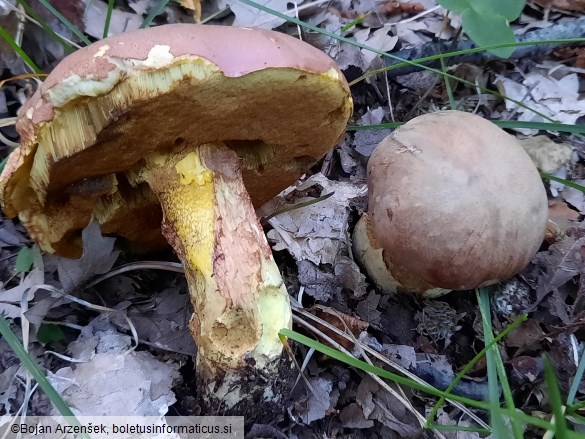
[348,121,585,135]
[542,174,585,193]
[478,289,524,439]
[281,328,491,410]
[354,38,585,84]
[425,313,527,429]
[0,315,88,437]
[141,0,170,28]
[17,0,75,53]
[567,346,585,405]
[544,354,570,437]
[36,0,91,45]
[103,0,115,38]
[0,26,41,73]
[239,0,573,124]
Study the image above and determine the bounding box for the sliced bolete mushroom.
[353,111,547,295]
[0,24,352,415]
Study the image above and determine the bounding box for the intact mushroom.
[353,111,547,295]
[0,24,352,415]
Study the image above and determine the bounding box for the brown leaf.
[312,305,369,349]
[381,1,425,15]
[505,319,545,353]
[510,356,544,385]
[531,231,585,307]
[554,45,585,69]
[547,198,581,244]
[179,0,202,22]
[534,0,585,12]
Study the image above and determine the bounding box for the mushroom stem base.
[140,143,293,414]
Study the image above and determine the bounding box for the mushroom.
[0,24,352,414]
[353,111,547,296]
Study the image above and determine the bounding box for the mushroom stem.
[138,143,292,410]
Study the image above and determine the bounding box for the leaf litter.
[2,0,585,436]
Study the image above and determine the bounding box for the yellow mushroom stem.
[136,143,292,405]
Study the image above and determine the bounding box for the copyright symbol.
[11,424,19,433]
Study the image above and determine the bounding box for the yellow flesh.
[138,144,292,377]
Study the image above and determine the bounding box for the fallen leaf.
[127,0,158,15]
[381,1,425,15]
[510,356,544,385]
[57,221,120,294]
[531,231,585,306]
[519,136,573,173]
[312,305,369,349]
[179,0,202,21]
[0,365,18,412]
[505,319,545,352]
[218,0,297,29]
[84,1,142,38]
[50,315,180,416]
[533,0,585,11]
[381,344,417,370]
[562,179,585,214]
[266,174,367,300]
[339,403,375,428]
[353,128,393,158]
[0,218,28,247]
[356,375,378,418]
[496,70,585,135]
[436,408,482,438]
[360,26,398,67]
[356,291,382,324]
[0,246,44,313]
[298,377,334,424]
[548,198,581,233]
[113,286,196,355]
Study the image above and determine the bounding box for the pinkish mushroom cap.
[1,24,352,256]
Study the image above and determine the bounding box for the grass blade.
[0,26,41,73]
[141,0,170,28]
[541,174,585,193]
[17,0,76,53]
[103,0,115,38]
[426,313,527,429]
[478,288,524,439]
[35,0,91,45]
[280,328,491,410]
[567,347,585,405]
[0,315,84,425]
[544,354,570,437]
[348,121,585,135]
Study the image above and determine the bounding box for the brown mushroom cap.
[365,111,548,292]
[1,24,352,257]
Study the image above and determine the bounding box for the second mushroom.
[353,111,548,296]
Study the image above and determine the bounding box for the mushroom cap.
[0,24,352,256]
[366,111,548,291]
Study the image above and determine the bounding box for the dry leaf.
[534,0,585,11]
[531,232,585,306]
[57,221,120,293]
[297,377,334,424]
[84,1,142,38]
[519,136,573,173]
[218,0,294,29]
[51,316,180,416]
[312,305,369,349]
[179,0,202,22]
[497,70,585,135]
[381,1,424,15]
